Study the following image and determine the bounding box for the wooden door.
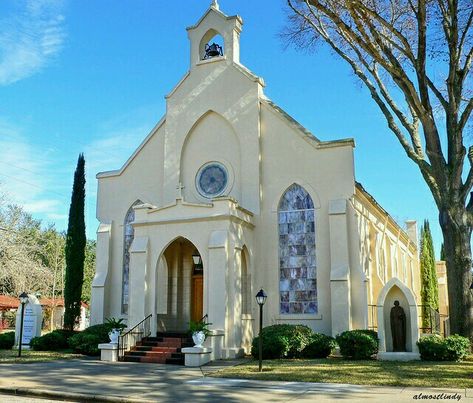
[191,275,203,322]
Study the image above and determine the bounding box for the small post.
[258,303,263,372]
[255,288,267,373]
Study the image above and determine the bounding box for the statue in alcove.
[390,300,406,352]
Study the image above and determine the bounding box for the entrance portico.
[127,197,254,358]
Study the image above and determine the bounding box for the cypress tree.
[440,243,446,261]
[424,221,439,311]
[64,154,86,331]
[420,220,439,330]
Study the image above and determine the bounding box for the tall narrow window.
[241,248,251,315]
[278,184,317,314]
[122,200,142,314]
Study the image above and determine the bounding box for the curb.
[0,386,156,403]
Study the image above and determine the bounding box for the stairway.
[122,332,194,365]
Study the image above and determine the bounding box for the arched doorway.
[156,237,204,332]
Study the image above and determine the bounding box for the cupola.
[187,1,243,68]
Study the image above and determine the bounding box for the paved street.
[0,359,470,402]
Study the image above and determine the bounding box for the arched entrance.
[156,237,204,332]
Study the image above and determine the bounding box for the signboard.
[15,294,43,348]
[21,306,38,345]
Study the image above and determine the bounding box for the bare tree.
[0,204,54,297]
[285,0,473,337]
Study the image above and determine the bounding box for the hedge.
[68,324,113,356]
[417,334,471,361]
[0,332,15,349]
[301,333,336,359]
[336,330,379,360]
[30,330,76,351]
[251,324,313,359]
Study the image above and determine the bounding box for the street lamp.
[18,292,29,358]
[255,288,267,372]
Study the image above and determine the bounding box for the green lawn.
[211,356,473,388]
[0,349,83,363]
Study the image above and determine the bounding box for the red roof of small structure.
[0,295,88,310]
[0,295,19,309]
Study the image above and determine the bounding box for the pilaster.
[128,236,149,329]
[328,199,351,336]
[90,222,111,325]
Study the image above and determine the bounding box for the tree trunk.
[439,207,473,339]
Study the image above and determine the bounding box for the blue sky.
[0,0,441,255]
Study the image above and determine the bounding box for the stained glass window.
[278,184,317,315]
[122,200,142,314]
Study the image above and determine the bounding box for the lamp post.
[255,288,267,372]
[18,292,29,358]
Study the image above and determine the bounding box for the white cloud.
[0,0,66,85]
[23,199,60,213]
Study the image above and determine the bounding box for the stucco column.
[128,236,149,329]
[207,230,242,358]
[90,222,111,325]
[207,230,228,331]
[328,199,351,336]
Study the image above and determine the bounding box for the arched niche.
[199,29,224,60]
[180,110,241,203]
[376,277,419,354]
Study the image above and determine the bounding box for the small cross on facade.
[176,182,185,199]
[211,0,219,10]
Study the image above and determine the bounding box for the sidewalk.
[0,358,470,402]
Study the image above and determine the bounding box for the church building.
[91,2,423,359]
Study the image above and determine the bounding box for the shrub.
[30,330,76,351]
[0,332,15,349]
[251,324,313,359]
[105,317,127,332]
[417,334,471,361]
[357,329,379,341]
[301,333,336,358]
[417,335,445,361]
[336,330,378,360]
[4,311,16,328]
[68,324,112,356]
[443,335,471,361]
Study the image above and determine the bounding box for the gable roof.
[186,6,242,31]
[96,116,166,179]
[261,98,355,150]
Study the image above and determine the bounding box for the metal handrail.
[118,314,152,361]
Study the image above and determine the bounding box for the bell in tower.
[187,0,242,67]
[204,42,223,59]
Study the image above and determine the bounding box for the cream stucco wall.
[91,4,421,358]
[350,184,421,338]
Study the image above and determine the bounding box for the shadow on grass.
[211,356,473,388]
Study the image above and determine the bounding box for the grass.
[211,356,473,388]
[0,349,83,364]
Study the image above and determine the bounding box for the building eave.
[96,116,166,179]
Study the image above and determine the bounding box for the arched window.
[122,200,142,314]
[241,247,251,315]
[278,184,317,314]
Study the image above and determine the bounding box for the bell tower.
[187,1,243,68]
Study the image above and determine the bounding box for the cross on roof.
[176,182,185,199]
[211,0,219,10]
